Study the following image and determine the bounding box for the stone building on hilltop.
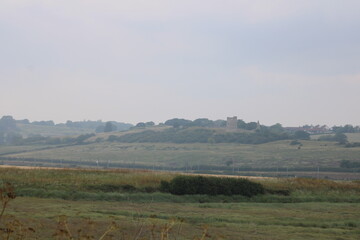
[226,116,238,130]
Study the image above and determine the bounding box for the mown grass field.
[4,197,360,240]
[3,140,360,172]
[1,167,360,239]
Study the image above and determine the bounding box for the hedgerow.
[161,175,265,197]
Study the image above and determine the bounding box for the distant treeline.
[0,133,96,146]
[2,115,360,146]
[17,119,133,131]
[163,118,259,130]
[332,125,360,133]
[0,115,132,145]
[108,127,291,144]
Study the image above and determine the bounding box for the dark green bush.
[121,184,136,192]
[142,186,157,193]
[160,180,171,193]
[290,140,301,145]
[265,189,291,196]
[86,184,123,192]
[163,176,265,197]
[86,184,137,192]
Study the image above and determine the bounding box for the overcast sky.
[1,0,360,126]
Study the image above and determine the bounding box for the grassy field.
[0,145,57,155]
[0,167,357,204]
[3,197,359,240]
[311,133,360,142]
[346,133,360,142]
[1,167,360,239]
[2,140,360,173]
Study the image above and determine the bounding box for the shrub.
[121,184,136,192]
[265,189,291,196]
[142,186,157,193]
[163,175,265,197]
[290,140,301,145]
[160,180,171,193]
[86,184,123,192]
[85,184,137,193]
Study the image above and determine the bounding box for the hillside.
[17,123,94,137]
[1,116,360,179]
[1,139,360,179]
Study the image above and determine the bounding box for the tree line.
[1,115,360,146]
[108,126,297,144]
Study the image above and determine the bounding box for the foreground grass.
[0,167,173,191]
[1,167,359,239]
[3,197,360,239]
[0,167,359,203]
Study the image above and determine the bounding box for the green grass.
[0,145,56,155]
[0,168,173,191]
[1,167,359,239]
[1,167,359,203]
[346,133,360,142]
[4,197,360,239]
[3,140,360,171]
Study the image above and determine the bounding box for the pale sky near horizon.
[1,0,360,126]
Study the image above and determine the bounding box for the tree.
[334,132,348,144]
[164,118,192,128]
[333,124,355,133]
[0,116,17,132]
[246,122,258,130]
[342,124,355,133]
[95,125,105,133]
[0,116,19,145]
[135,122,146,128]
[213,120,226,127]
[193,118,213,127]
[104,122,117,132]
[32,120,54,126]
[237,119,246,129]
[145,121,155,127]
[269,123,284,134]
[294,130,310,140]
[16,119,30,124]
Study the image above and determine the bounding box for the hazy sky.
[1,0,360,126]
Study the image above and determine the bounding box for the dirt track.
[0,164,272,179]
[0,164,62,170]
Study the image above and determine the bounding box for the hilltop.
[1,115,360,179]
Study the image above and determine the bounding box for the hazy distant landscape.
[1,115,360,179]
[2,1,360,239]
[1,115,360,238]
